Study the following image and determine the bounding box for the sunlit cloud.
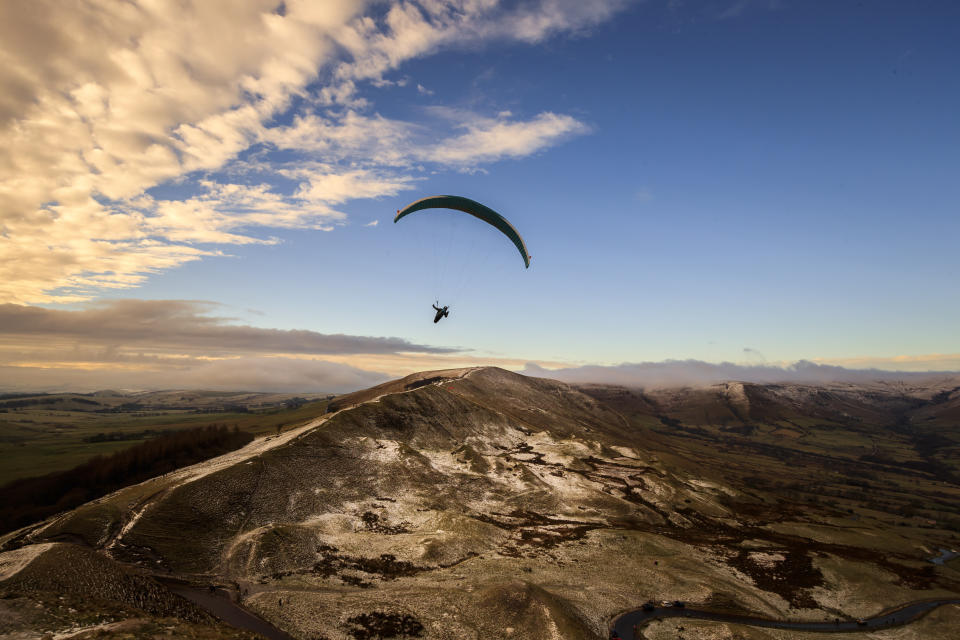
[423,112,589,165]
[0,299,471,392]
[0,301,458,356]
[3,301,956,392]
[0,300,582,392]
[0,358,390,394]
[0,0,620,304]
[813,353,960,372]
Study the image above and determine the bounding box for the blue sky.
[1,0,958,390]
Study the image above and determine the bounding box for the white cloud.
[294,169,413,205]
[265,107,587,171]
[261,111,416,163]
[423,111,589,165]
[365,220,380,227]
[417,83,434,95]
[0,0,624,303]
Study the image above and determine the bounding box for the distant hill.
[0,389,329,412]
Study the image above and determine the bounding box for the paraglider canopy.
[394,195,531,268]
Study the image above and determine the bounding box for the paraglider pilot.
[432,302,450,323]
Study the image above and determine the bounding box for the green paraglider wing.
[394,195,531,268]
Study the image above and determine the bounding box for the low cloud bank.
[0,299,451,393]
[0,357,389,394]
[522,359,960,388]
[0,301,457,355]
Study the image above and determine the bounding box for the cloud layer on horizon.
[0,301,457,356]
[522,359,960,389]
[0,299,459,392]
[0,0,621,304]
[3,299,958,394]
[0,358,389,394]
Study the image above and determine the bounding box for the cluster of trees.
[0,396,101,410]
[98,403,258,414]
[82,429,162,443]
[0,424,253,536]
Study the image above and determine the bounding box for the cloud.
[522,359,960,388]
[0,300,458,356]
[0,298,467,392]
[0,0,358,303]
[264,107,588,170]
[370,75,411,88]
[716,0,783,20]
[0,0,621,304]
[0,358,389,394]
[717,0,752,19]
[423,111,589,165]
[365,220,380,227]
[417,83,434,95]
[172,357,390,393]
[261,111,417,164]
[812,353,960,372]
[0,299,580,393]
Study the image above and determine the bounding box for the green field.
[0,391,332,486]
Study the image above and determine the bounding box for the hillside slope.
[2,368,959,639]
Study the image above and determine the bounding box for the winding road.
[168,578,960,640]
[162,581,295,640]
[612,599,960,638]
